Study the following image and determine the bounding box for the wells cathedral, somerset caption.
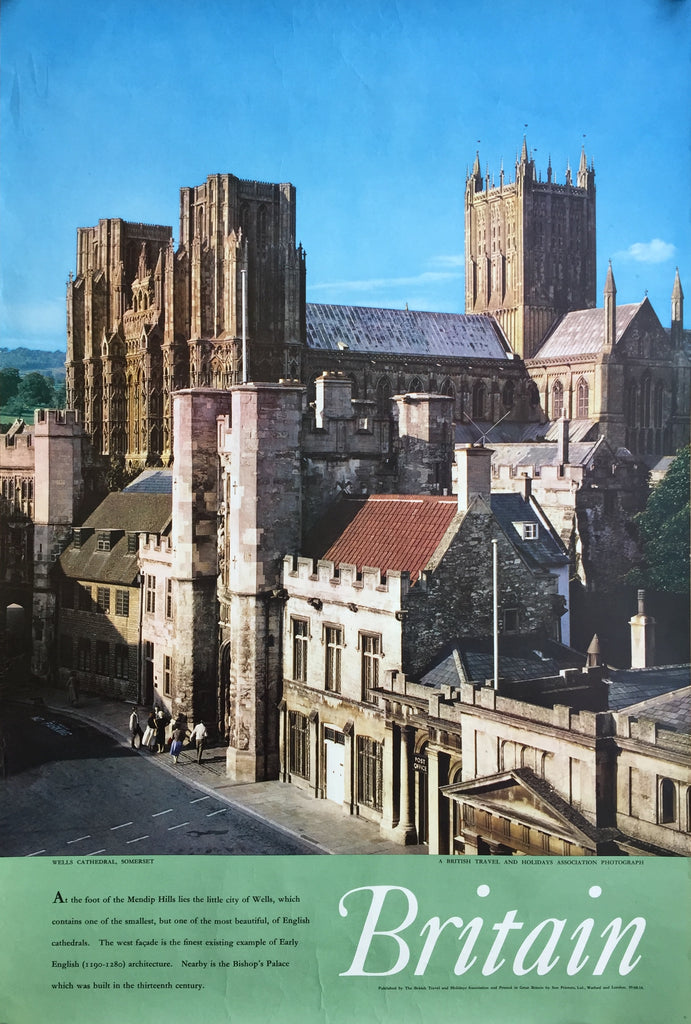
[2,139,689,857]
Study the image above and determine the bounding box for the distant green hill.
[0,347,66,380]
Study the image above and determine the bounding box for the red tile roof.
[320,495,459,579]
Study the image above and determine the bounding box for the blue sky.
[1,0,689,352]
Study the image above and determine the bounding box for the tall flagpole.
[492,538,499,691]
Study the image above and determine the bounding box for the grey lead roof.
[613,685,691,735]
[454,419,599,447]
[124,470,173,494]
[305,303,512,360]
[533,303,641,359]
[606,666,691,715]
[421,637,584,688]
[489,440,601,469]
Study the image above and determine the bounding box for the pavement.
[4,678,427,856]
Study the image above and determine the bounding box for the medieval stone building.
[465,140,597,361]
[64,145,688,473]
[4,138,689,854]
[66,177,305,466]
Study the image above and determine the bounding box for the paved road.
[0,705,319,857]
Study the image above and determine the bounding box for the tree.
[0,367,20,406]
[16,371,55,409]
[631,445,690,594]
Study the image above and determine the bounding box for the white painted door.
[324,730,345,804]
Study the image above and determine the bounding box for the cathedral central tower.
[465,139,596,359]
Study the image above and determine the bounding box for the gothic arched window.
[257,204,268,250]
[376,377,392,416]
[409,376,424,393]
[654,382,664,429]
[576,378,589,418]
[472,381,486,419]
[502,380,514,409]
[552,380,564,420]
[459,382,470,421]
[440,379,455,399]
[641,375,652,427]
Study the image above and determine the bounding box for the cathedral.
[65,141,689,469]
[4,141,688,854]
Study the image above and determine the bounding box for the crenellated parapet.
[379,667,609,734]
[284,554,410,601]
[139,533,173,563]
[613,703,690,758]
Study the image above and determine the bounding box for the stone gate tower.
[465,139,596,359]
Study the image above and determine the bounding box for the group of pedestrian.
[127,706,208,764]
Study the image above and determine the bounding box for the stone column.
[380,721,397,832]
[427,747,441,855]
[309,711,320,797]
[396,725,417,845]
[343,723,354,814]
[278,700,287,782]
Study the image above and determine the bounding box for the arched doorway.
[219,642,231,742]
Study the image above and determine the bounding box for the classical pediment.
[441,767,599,848]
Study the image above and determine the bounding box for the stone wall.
[402,504,560,680]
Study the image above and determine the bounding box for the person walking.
[66,672,80,707]
[189,721,208,764]
[169,722,186,764]
[155,708,167,752]
[128,707,142,748]
[142,710,157,752]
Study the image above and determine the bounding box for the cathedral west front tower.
[465,139,596,359]
[67,176,306,468]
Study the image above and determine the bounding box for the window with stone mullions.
[324,625,343,693]
[95,641,109,674]
[96,587,110,613]
[361,633,381,699]
[145,575,156,614]
[113,644,129,679]
[115,589,130,617]
[292,619,308,682]
[357,736,383,811]
[289,711,310,779]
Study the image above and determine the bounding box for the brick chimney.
[454,443,493,512]
[629,589,656,668]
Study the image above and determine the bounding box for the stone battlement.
[140,533,173,559]
[613,700,690,755]
[33,408,82,433]
[284,554,408,597]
